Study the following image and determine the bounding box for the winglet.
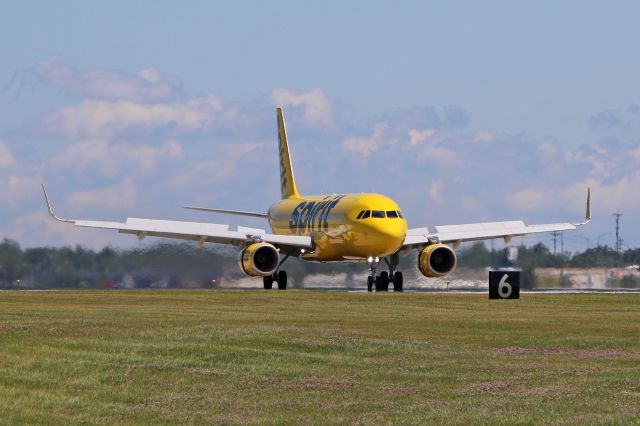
[574,187,591,226]
[41,184,73,223]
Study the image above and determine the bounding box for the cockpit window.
[356,210,365,219]
[386,210,398,218]
[371,210,385,218]
[397,210,404,218]
[361,210,371,219]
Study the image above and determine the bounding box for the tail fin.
[276,107,300,199]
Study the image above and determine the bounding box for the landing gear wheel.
[374,276,382,292]
[393,271,403,292]
[263,275,274,290]
[277,270,288,290]
[379,271,390,292]
[367,276,374,292]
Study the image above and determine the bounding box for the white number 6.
[498,274,512,298]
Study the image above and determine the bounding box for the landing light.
[300,249,305,254]
[367,256,373,263]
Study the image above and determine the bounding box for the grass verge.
[0,290,639,424]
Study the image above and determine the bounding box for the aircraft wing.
[403,188,591,248]
[42,185,311,255]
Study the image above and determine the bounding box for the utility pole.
[613,211,623,252]
[551,231,559,255]
[560,233,564,259]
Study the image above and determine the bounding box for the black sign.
[489,270,520,299]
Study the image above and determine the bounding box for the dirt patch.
[460,379,518,395]
[542,348,631,360]
[492,346,637,360]
[282,376,351,391]
[184,367,219,376]
[492,346,537,355]
[461,381,573,398]
[74,326,113,336]
[511,385,571,398]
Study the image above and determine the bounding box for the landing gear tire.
[393,271,403,292]
[277,270,287,290]
[367,276,374,292]
[374,276,382,292]
[379,271,390,292]
[263,275,274,290]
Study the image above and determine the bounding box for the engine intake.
[239,243,280,277]
[418,244,457,278]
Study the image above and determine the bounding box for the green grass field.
[0,290,638,424]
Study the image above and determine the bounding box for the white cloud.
[0,174,40,205]
[138,68,162,83]
[49,139,183,177]
[507,188,549,212]
[44,96,223,138]
[508,176,640,215]
[34,57,181,102]
[271,88,332,127]
[67,179,137,210]
[564,148,607,176]
[342,123,386,157]
[408,129,438,146]
[170,160,236,189]
[537,141,557,160]
[12,209,122,249]
[169,143,263,189]
[473,131,495,143]
[0,142,19,169]
[412,142,458,167]
[429,180,444,203]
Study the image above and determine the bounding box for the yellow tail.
[276,107,300,199]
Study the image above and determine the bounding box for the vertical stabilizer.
[276,107,300,199]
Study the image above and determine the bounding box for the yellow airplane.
[42,108,591,291]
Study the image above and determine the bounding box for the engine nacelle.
[239,242,280,277]
[418,244,457,278]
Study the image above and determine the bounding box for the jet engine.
[418,244,457,278]
[239,242,280,277]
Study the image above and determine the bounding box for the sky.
[0,1,639,251]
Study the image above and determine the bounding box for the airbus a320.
[43,108,590,291]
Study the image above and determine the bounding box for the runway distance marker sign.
[489,271,520,299]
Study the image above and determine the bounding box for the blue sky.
[1,1,638,250]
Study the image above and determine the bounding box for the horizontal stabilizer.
[183,206,269,219]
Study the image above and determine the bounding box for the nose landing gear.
[366,253,403,292]
[366,256,379,292]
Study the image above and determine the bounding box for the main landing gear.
[263,255,289,290]
[367,253,403,293]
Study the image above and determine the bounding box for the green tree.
[0,239,24,287]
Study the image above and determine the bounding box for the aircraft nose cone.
[372,223,406,245]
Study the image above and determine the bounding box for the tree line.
[0,238,638,289]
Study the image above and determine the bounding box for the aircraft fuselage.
[268,193,407,261]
